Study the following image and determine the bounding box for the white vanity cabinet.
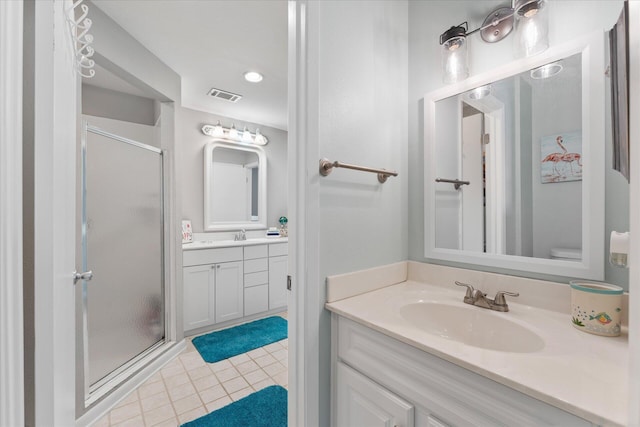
[332,315,593,427]
[183,241,288,334]
[183,247,244,331]
[268,243,288,310]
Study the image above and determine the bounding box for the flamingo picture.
[541,132,582,183]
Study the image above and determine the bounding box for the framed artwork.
[540,131,582,183]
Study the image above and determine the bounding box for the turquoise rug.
[192,316,287,363]
[181,385,287,427]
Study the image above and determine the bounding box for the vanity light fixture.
[244,71,263,83]
[201,123,269,146]
[468,85,491,100]
[439,0,549,84]
[530,61,563,79]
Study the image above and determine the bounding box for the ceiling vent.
[207,88,242,103]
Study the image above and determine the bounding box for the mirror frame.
[204,139,268,231]
[423,32,605,279]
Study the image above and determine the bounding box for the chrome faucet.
[454,281,519,312]
[234,229,246,241]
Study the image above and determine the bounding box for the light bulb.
[228,124,239,140]
[213,120,224,136]
[254,129,266,145]
[242,127,253,142]
[244,71,263,83]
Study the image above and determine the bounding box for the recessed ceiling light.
[530,62,563,79]
[244,71,263,83]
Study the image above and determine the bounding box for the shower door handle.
[73,270,93,284]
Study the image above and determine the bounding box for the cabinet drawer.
[245,271,269,288]
[245,284,269,316]
[183,247,243,267]
[244,244,268,260]
[244,257,268,274]
[269,243,288,257]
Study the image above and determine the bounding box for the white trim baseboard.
[0,0,25,425]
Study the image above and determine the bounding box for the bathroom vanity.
[182,238,288,334]
[326,261,628,427]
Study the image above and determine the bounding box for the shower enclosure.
[76,123,166,408]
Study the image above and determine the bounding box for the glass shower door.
[80,124,165,397]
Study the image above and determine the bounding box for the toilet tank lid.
[550,247,582,259]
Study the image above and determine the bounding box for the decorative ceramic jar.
[570,280,623,337]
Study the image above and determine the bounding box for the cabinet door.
[215,260,244,323]
[183,265,215,331]
[268,255,288,310]
[336,362,414,427]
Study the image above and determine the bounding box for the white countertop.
[182,237,288,251]
[326,279,628,426]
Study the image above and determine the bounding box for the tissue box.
[570,280,623,337]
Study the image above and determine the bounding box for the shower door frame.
[77,122,170,408]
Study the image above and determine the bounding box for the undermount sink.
[399,302,545,353]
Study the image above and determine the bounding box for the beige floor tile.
[160,363,186,379]
[181,355,207,371]
[281,357,288,368]
[205,396,232,413]
[92,414,110,427]
[235,359,259,375]
[214,366,240,382]
[167,381,196,401]
[209,359,232,372]
[140,390,171,412]
[243,368,269,385]
[192,374,220,392]
[252,378,276,391]
[163,372,191,389]
[187,365,212,381]
[145,371,164,385]
[142,403,176,426]
[263,362,286,377]
[150,418,178,427]
[254,353,277,367]
[271,348,287,361]
[173,393,204,415]
[262,342,282,353]
[272,370,288,387]
[246,347,267,359]
[222,376,250,394]
[280,338,288,348]
[111,415,144,427]
[162,358,183,371]
[199,384,227,404]
[137,380,166,400]
[109,401,142,425]
[228,353,250,365]
[114,390,139,409]
[230,387,253,401]
[177,406,207,424]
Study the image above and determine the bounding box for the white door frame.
[628,2,640,424]
[31,0,78,424]
[288,0,321,425]
[0,1,25,425]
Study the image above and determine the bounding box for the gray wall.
[178,107,288,233]
[82,84,156,126]
[408,1,629,289]
[314,2,409,425]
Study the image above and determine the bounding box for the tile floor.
[93,317,288,426]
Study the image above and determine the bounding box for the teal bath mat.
[181,385,287,427]
[192,316,287,363]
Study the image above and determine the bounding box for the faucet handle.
[454,281,475,299]
[493,290,519,306]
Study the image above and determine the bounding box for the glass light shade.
[213,120,224,136]
[228,124,239,140]
[254,129,266,145]
[442,36,468,84]
[242,126,253,142]
[514,0,549,58]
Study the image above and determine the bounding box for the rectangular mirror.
[204,140,267,231]
[424,32,605,279]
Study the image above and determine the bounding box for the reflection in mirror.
[204,140,267,231]
[424,34,605,279]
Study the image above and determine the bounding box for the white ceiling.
[91,0,288,131]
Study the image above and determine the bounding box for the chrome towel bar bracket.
[319,158,398,183]
[435,177,470,190]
